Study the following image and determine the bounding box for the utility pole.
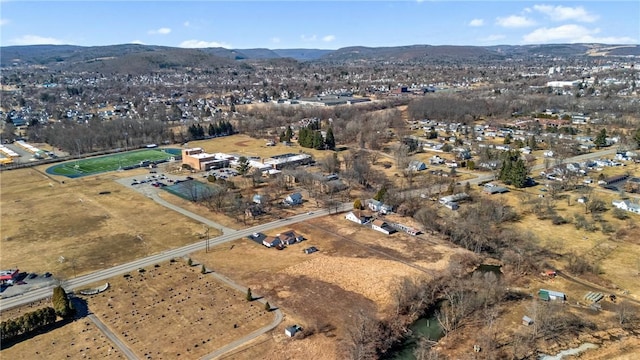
[204,226,210,253]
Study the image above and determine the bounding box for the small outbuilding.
[285,324,302,337]
[522,316,534,326]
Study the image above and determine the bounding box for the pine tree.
[265,302,271,311]
[246,288,253,301]
[237,156,250,176]
[594,128,608,149]
[325,126,336,150]
[313,131,325,150]
[285,126,293,142]
[201,265,207,274]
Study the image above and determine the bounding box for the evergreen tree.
[237,156,250,176]
[594,128,608,149]
[285,126,293,142]
[527,135,538,150]
[265,302,271,311]
[313,131,325,150]
[325,126,336,150]
[633,127,640,149]
[373,186,387,201]
[246,288,253,301]
[52,286,74,319]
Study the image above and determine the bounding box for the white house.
[285,325,302,337]
[371,220,394,235]
[345,211,372,224]
[612,200,640,214]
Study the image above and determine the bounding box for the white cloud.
[300,34,317,42]
[496,15,536,28]
[148,27,171,35]
[0,18,9,26]
[322,35,336,42]
[130,40,145,45]
[533,5,599,22]
[179,39,231,48]
[183,21,190,27]
[10,35,66,45]
[271,37,281,44]
[469,18,484,27]
[523,24,636,44]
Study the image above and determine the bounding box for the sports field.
[46,148,181,178]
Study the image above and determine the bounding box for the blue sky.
[1,1,638,49]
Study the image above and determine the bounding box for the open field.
[0,315,125,359]
[45,148,181,178]
[85,260,273,359]
[191,215,468,358]
[0,168,214,279]
[483,181,640,299]
[186,134,332,160]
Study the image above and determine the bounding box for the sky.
[1,1,638,49]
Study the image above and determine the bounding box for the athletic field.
[46,148,181,178]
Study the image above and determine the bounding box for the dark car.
[44,272,52,278]
[28,273,37,279]
[304,246,318,254]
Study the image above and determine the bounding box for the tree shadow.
[0,297,89,351]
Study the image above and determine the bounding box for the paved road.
[88,313,139,360]
[0,204,351,312]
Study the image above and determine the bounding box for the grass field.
[0,168,215,278]
[46,148,180,178]
[163,179,221,202]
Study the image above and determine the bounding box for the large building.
[181,148,230,171]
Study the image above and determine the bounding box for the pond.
[386,305,445,360]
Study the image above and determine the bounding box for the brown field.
[186,134,332,160]
[490,181,640,299]
[190,215,468,358]
[0,168,212,278]
[85,260,273,359]
[1,313,124,359]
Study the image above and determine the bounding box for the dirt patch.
[86,260,274,359]
[233,140,250,147]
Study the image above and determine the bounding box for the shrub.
[552,215,568,225]
[201,265,206,274]
[246,288,252,301]
[186,258,193,266]
[1,307,57,342]
[612,208,630,220]
[265,302,271,311]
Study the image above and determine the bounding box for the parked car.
[44,272,52,278]
[28,273,37,279]
[304,246,318,254]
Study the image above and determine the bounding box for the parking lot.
[202,167,239,180]
[0,272,56,299]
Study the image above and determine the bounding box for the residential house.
[483,185,509,194]
[371,220,396,235]
[625,177,640,193]
[284,192,303,205]
[345,211,373,224]
[439,193,469,204]
[429,155,445,165]
[612,199,640,214]
[367,199,384,212]
[443,201,459,210]
[245,205,264,218]
[262,237,282,248]
[279,230,304,245]
[407,160,427,172]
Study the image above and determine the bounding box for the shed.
[522,316,534,326]
[538,289,566,301]
[285,325,302,337]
